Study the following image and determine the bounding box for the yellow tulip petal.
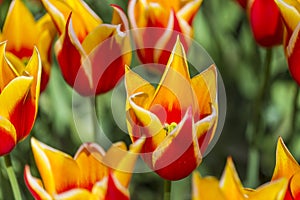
[109,137,145,188]
[290,171,300,199]
[248,178,288,200]
[2,0,36,56]
[275,0,300,31]
[0,76,33,119]
[149,0,181,12]
[54,188,95,200]
[24,47,42,103]
[125,65,155,108]
[0,117,16,156]
[272,137,300,181]
[82,24,118,54]
[220,157,246,200]
[149,38,197,123]
[0,42,19,89]
[74,143,108,190]
[191,64,217,119]
[91,177,107,200]
[41,0,101,40]
[31,138,80,195]
[24,165,52,200]
[192,171,226,200]
[177,0,203,24]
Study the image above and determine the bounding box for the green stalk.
[4,154,22,200]
[163,180,171,200]
[245,48,272,187]
[90,97,99,142]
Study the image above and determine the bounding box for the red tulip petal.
[249,0,283,46]
[104,173,129,200]
[285,22,300,85]
[0,117,16,156]
[152,107,201,180]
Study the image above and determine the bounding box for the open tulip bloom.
[0,0,56,92]
[0,41,42,156]
[125,38,218,180]
[41,0,132,96]
[275,0,300,85]
[25,137,145,199]
[272,137,300,199]
[192,157,288,200]
[128,0,202,66]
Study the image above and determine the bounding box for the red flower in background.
[128,0,202,68]
[248,0,283,47]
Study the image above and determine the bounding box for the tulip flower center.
[164,122,177,135]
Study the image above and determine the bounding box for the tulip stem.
[4,154,22,200]
[163,180,171,200]
[90,97,99,142]
[246,48,273,187]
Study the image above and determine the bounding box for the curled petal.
[0,117,16,156]
[24,165,52,200]
[191,64,217,119]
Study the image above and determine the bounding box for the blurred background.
[0,0,299,199]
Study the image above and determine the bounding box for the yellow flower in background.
[0,41,41,156]
[125,38,218,180]
[128,0,202,66]
[272,137,300,200]
[0,0,56,92]
[192,157,288,200]
[41,0,132,96]
[25,137,145,199]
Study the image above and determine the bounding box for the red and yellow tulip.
[25,137,145,199]
[192,157,288,200]
[271,137,300,200]
[41,0,131,96]
[128,0,202,66]
[0,0,56,92]
[125,38,218,180]
[0,41,41,156]
[275,0,300,85]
